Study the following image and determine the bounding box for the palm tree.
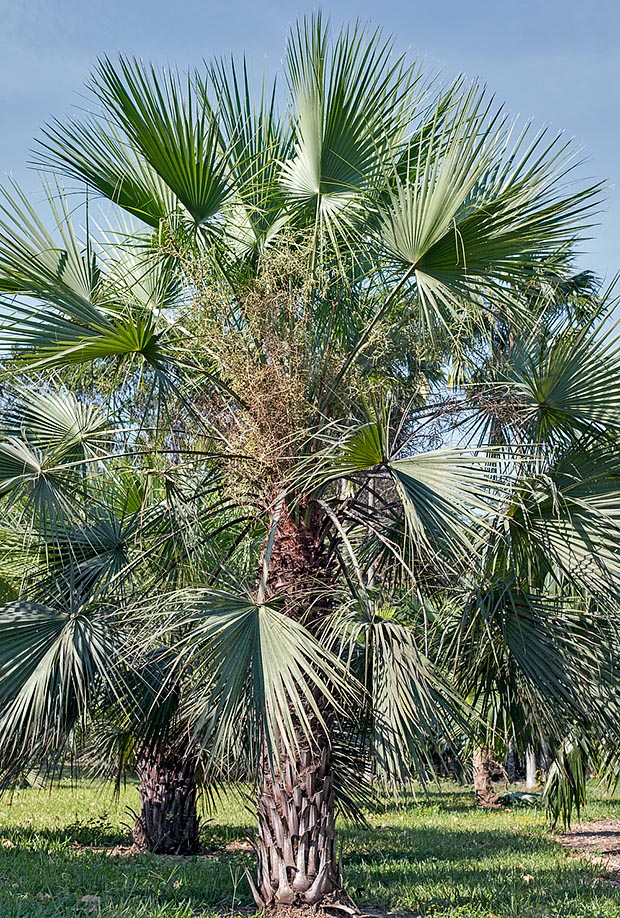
[434,271,620,808]
[0,379,224,852]
[1,15,620,909]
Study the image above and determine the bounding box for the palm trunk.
[249,503,349,909]
[250,741,342,907]
[506,738,516,784]
[525,746,537,790]
[133,752,200,854]
[472,746,500,809]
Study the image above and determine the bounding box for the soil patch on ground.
[558,819,620,880]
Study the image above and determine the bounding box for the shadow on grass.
[363,787,475,812]
[4,816,129,850]
[338,816,620,914]
[0,820,254,917]
[6,812,256,853]
[341,823,540,865]
[0,848,251,917]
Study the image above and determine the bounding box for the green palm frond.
[389,448,503,558]
[3,386,112,459]
[508,441,620,598]
[0,598,130,779]
[281,15,420,237]
[0,192,205,426]
[0,179,101,312]
[202,58,291,256]
[97,226,187,314]
[34,120,177,228]
[147,589,361,767]
[328,416,506,561]
[543,732,592,829]
[374,90,602,328]
[0,435,80,536]
[506,318,620,437]
[329,600,469,787]
[446,578,619,740]
[89,57,231,230]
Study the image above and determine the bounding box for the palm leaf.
[202,58,291,255]
[374,88,602,328]
[328,417,505,562]
[281,15,420,238]
[0,599,129,779]
[88,57,230,229]
[146,589,361,768]
[3,386,112,459]
[0,179,102,316]
[510,441,620,598]
[34,120,177,228]
[506,317,620,437]
[329,601,469,786]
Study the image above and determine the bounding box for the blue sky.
[1,0,618,280]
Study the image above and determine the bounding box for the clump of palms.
[432,269,620,810]
[1,15,620,910]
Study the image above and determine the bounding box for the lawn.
[0,780,619,917]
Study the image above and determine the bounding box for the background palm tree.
[1,14,619,910]
[431,270,620,808]
[0,379,224,852]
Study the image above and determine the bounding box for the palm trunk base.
[133,754,200,855]
[253,744,348,909]
[473,747,501,810]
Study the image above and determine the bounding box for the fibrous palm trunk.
[250,505,347,908]
[251,741,342,907]
[133,752,200,854]
[472,746,501,809]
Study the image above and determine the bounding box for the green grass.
[0,780,619,917]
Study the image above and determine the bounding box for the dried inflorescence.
[170,235,321,502]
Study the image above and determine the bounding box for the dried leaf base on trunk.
[133,754,200,854]
[251,744,356,912]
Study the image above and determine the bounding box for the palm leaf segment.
[328,599,468,787]
[331,415,504,562]
[0,187,223,432]
[281,16,417,229]
[508,318,620,439]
